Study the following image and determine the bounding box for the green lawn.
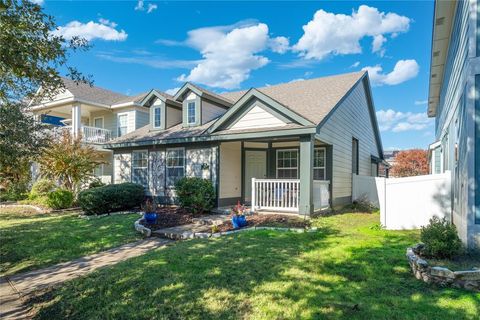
[0,207,141,276]
[31,212,479,320]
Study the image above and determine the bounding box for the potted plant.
[231,201,247,229]
[142,199,157,224]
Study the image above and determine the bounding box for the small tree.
[390,149,429,177]
[38,132,106,195]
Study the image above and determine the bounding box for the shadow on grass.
[28,215,479,320]
[0,212,140,276]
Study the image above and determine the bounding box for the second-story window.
[154,107,161,128]
[118,114,128,137]
[187,102,196,124]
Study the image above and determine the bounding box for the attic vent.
[436,17,445,26]
[433,51,440,57]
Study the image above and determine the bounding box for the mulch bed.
[140,207,193,230]
[215,214,311,233]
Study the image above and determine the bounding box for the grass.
[0,207,141,276]
[30,212,479,320]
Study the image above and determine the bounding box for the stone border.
[146,225,319,240]
[79,210,141,219]
[406,243,479,291]
[134,215,151,237]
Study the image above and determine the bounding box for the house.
[427,0,479,248]
[29,78,154,183]
[103,71,385,215]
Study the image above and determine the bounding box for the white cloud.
[363,59,419,86]
[177,22,286,89]
[293,5,410,60]
[376,108,432,132]
[350,61,360,68]
[147,3,158,13]
[97,53,196,69]
[372,34,386,56]
[165,87,181,96]
[414,99,428,105]
[52,20,127,41]
[135,0,144,11]
[30,0,44,5]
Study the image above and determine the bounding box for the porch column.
[71,103,82,138]
[299,134,314,215]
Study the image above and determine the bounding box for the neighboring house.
[384,150,400,168]
[29,78,154,183]
[104,71,385,215]
[427,0,479,248]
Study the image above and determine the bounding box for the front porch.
[217,135,331,215]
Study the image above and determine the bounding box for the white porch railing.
[54,125,112,143]
[313,180,330,210]
[251,178,330,213]
[251,178,300,212]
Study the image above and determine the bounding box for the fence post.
[251,178,256,213]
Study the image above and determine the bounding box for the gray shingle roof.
[62,78,130,105]
[220,71,366,124]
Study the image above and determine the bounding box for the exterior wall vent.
[435,17,445,26]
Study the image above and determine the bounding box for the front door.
[244,150,267,203]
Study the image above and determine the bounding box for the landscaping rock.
[431,267,455,279]
[453,270,480,281]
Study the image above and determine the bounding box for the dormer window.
[153,106,161,128]
[187,102,196,124]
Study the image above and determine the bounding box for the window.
[132,151,148,188]
[276,149,298,179]
[166,148,185,187]
[153,107,161,128]
[94,164,103,177]
[117,114,128,137]
[313,147,326,180]
[187,102,196,124]
[352,138,359,175]
[94,117,103,128]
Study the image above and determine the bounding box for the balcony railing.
[51,125,112,144]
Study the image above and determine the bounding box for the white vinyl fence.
[352,172,451,230]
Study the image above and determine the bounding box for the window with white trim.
[132,151,148,188]
[166,148,185,187]
[153,107,161,128]
[117,114,128,137]
[276,149,298,179]
[313,147,326,180]
[187,102,196,124]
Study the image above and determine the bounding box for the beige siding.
[166,105,182,128]
[90,110,116,133]
[244,142,268,148]
[114,152,131,183]
[219,141,241,198]
[229,105,286,130]
[202,100,226,124]
[135,110,149,129]
[317,80,380,206]
[114,109,135,138]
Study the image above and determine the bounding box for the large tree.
[0,0,90,197]
[390,149,429,177]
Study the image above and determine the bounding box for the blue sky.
[41,0,435,150]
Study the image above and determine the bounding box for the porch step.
[152,224,211,240]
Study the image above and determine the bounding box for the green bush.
[78,183,144,215]
[0,182,29,201]
[46,189,74,210]
[175,177,215,215]
[420,216,462,259]
[88,179,105,189]
[30,179,56,199]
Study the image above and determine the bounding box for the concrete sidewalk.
[0,237,171,319]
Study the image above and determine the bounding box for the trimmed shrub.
[78,183,144,215]
[46,189,74,210]
[30,179,56,199]
[0,182,29,201]
[421,216,462,259]
[88,179,106,189]
[175,177,215,215]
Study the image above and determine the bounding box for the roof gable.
[208,89,314,134]
[174,82,233,107]
[138,89,181,107]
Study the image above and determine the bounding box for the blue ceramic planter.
[144,212,157,224]
[231,215,247,229]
